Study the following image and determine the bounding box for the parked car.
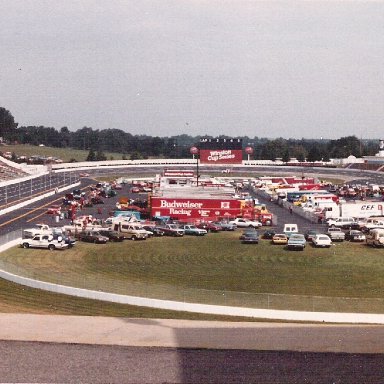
[229,218,262,228]
[180,224,207,236]
[262,230,276,239]
[78,231,109,244]
[212,220,237,231]
[240,231,259,244]
[239,228,257,240]
[287,234,306,250]
[326,227,345,242]
[98,229,125,242]
[131,187,141,193]
[345,230,366,242]
[197,222,222,232]
[304,229,319,242]
[46,205,62,215]
[272,233,288,245]
[340,222,361,230]
[312,234,332,248]
[142,225,165,237]
[91,196,104,205]
[21,234,69,250]
[157,224,185,237]
[72,189,85,200]
[366,228,384,247]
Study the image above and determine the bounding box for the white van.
[283,223,298,237]
[366,228,384,247]
[326,217,356,228]
[361,217,384,231]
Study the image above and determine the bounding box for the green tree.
[86,148,96,161]
[282,148,290,163]
[95,149,107,161]
[0,107,18,138]
[307,145,322,162]
[130,151,140,160]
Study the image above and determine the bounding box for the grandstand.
[0,157,29,181]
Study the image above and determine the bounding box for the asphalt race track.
[1,340,383,384]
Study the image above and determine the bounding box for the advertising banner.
[163,170,195,177]
[199,149,243,164]
[151,197,242,219]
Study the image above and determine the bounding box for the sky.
[1,0,383,139]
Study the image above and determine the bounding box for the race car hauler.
[321,201,384,220]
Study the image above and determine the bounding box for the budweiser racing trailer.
[150,196,244,220]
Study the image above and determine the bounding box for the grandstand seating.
[0,159,28,181]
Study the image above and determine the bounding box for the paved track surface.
[2,340,384,383]
[0,315,384,383]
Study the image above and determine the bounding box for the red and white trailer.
[150,196,243,220]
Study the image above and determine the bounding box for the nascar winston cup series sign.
[198,138,243,165]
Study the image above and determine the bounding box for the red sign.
[151,197,242,219]
[199,149,243,164]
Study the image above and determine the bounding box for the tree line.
[0,106,379,162]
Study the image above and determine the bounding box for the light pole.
[190,146,199,186]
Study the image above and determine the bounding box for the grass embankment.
[1,232,384,314]
[0,277,251,321]
[1,144,125,163]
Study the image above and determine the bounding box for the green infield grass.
[1,232,384,314]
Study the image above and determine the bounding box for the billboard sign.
[197,137,243,165]
[199,149,243,164]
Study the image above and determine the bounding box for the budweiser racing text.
[160,200,204,209]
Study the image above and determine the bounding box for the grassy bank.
[1,232,384,314]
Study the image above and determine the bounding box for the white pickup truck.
[21,234,69,250]
[326,227,345,242]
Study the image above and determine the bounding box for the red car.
[46,205,62,215]
[131,187,142,193]
[197,222,222,232]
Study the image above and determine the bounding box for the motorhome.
[110,220,148,240]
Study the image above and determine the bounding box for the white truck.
[22,224,54,239]
[21,234,69,250]
[326,227,345,242]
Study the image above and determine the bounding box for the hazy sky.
[1,0,383,139]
